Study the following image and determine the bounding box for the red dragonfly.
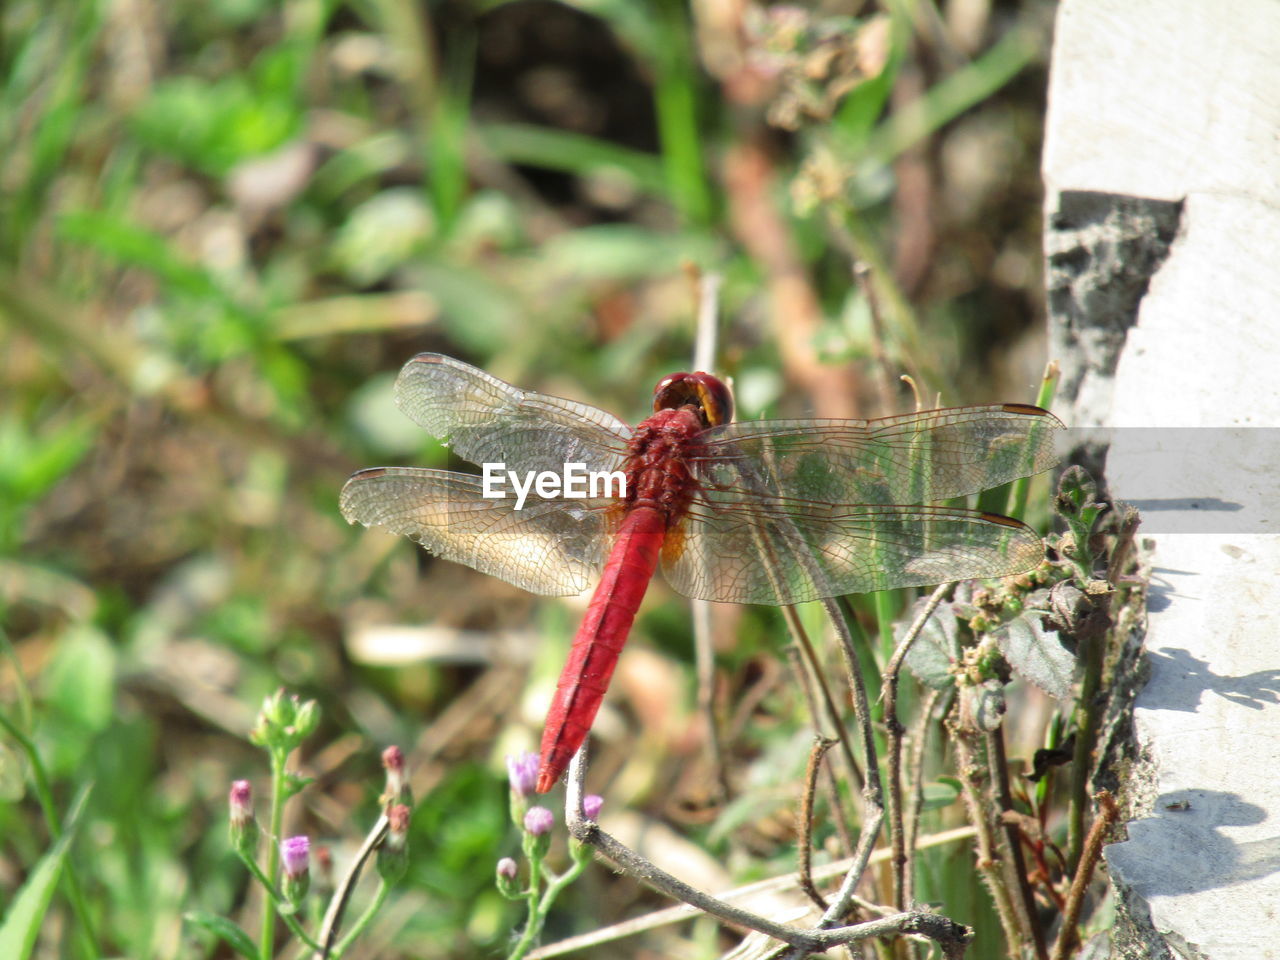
[341,354,1060,792]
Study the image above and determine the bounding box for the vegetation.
[1,1,1136,957]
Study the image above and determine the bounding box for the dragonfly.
[341,354,1061,792]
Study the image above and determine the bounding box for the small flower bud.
[377,803,411,883]
[266,688,296,727]
[507,751,539,798]
[381,745,409,806]
[582,795,603,821]
[523,806,554,836]
[228,780,258,857]
[292,698,320,740]
[495,857,520,898]
[250,689,320,752]
[280,835,311,904]
[523,805,554,859]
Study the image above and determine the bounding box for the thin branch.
[564,749,970,957]
[903,687,951,905]
[988,727,1048,960]
[948,708,1023,954]
[314,813,389,958]
[882,582,950,909]
[784,646,857,858]
[783,604,865,795]
[688,271,731,800]
[799,737,838,910]
[528,826,978,958]
[1051,791,1118,960]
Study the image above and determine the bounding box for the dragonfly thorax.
[623,407,704,526]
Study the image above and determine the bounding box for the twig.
[528,826,977,958]
[564,749,970,956]
[687,269,731,800]
[1051,791,1118,960]
[783,604,865,796]
[799,738,838,910]
[988,728,1047,960]
[774,594,890,960]
[882,582,950,909]
[784,646,856,859]
[902,687,951,905]
[313,813,390,958]
[948,708,1023,955]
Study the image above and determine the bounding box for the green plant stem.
[1066,624,1105,873]
[331,879,392,957]
[508,853,591,960]
[261,747,290,959]
[237,852,323,952]
[0,711,100,959]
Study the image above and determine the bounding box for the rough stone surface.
[1043,1,1280,958]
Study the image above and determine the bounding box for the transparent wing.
[394,353,631,476]
[691,404,1061,506]
[340,467,616,596]
[662,498,1045,605]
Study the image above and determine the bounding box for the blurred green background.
[1,0,1057,956]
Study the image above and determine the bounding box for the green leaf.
[920,779,961,812]
[0,784,91,960]
[900,597,959,691]
[994,614,1076,700]
[183,911,258,960]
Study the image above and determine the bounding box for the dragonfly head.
[653,372,733,428]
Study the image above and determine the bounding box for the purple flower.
[523,806,554,837]
[496,857,518,880]
[582,794,604,820]
[280,835,310,880]
[506,751,540,798]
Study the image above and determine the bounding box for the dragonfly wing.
[662,497,1045,605]
[692,405,1061,506]
[340,467,614,596]
[394,354,632,475]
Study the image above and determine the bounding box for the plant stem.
[883,584,950,911]
[261,747,289,959]
[314,813,389,958]
[238,852,323,952]
[1052,791,1118,960]
[332,879,392,957]
[988,728,1047,960]
[949,712,1022,958]
[1066,616,1106,873]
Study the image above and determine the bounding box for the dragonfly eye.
[653,372,734,427]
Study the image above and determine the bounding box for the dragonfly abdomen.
[536,505,667,793]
